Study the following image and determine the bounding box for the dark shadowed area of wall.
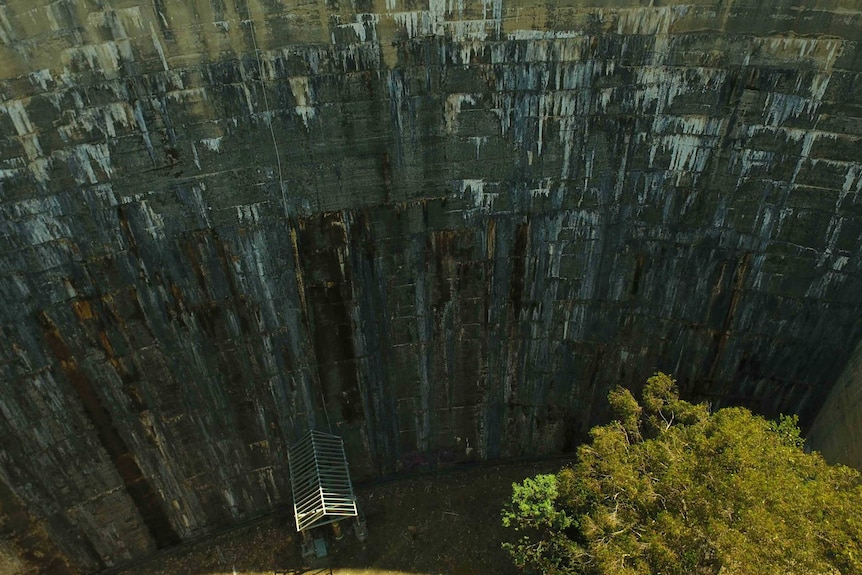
[2,0,862,572]
[808,338,862,469]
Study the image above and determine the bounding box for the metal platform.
[288,430,358,532]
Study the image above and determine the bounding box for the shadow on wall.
[807,338,862,470]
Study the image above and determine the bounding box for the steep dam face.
[2,0,862,572]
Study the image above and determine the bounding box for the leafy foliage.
[502,373,862,575]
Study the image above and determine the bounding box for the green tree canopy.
[502,373,862,575]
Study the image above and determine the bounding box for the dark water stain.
[509,220,530,318]
[37,313,180,551]
[630,253,645,297]
[707,252,753,384]
[297,213,364,425]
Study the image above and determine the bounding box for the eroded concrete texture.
[2,0,862,572]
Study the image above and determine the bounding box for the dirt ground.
[113,459,568,575]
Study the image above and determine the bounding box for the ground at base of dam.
[112,459,564,575]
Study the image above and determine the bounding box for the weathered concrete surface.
[2,0,862,572]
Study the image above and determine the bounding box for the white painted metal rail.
[288,430,358,532]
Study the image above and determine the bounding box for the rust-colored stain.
[486,218,496,261]
[38,312,180,550]
[71,299,93,321]
[289,224,309,323]
[708,253,753,381]
[97,331,114,356]
[182,237,209,295]
[630,253,645,297]
[169,282,188,318]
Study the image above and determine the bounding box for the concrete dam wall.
[1,0,862,572]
